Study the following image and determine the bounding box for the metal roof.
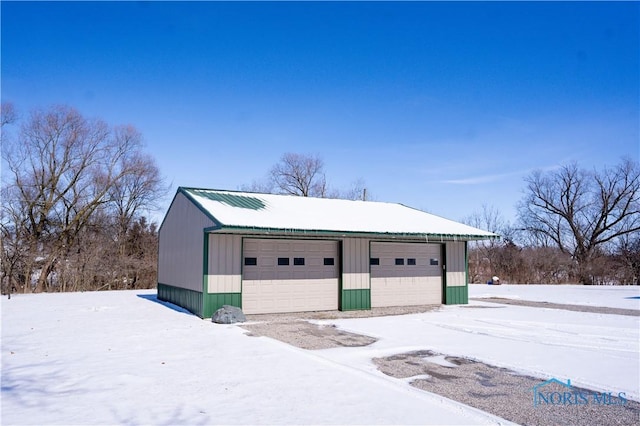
[178,187,499,240]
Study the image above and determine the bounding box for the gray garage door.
[242,238,339,314]
[370,242,442,307]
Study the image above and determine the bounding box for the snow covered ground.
[2,284,639,425]
[321,286,640,402]
[469,283,640,309]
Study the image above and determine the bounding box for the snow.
[470,283,640,310]
[320,285,640,404]
[2,285,638,425]
[422,354,459,368]
[1,291,502,425]
[182,188,497,238]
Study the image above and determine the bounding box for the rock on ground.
[212,305,246,324]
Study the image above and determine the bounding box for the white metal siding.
[446,241,467,287]
[158,192,216,292]
[342,238,370,290]
[207,234,242,293]
[370,242,442,307]
[242,238,339,314]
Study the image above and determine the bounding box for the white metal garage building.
[158,187,498,318]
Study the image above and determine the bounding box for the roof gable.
[177,187,498,240]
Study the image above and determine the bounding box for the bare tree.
[239,178,275,194]
[269,153,327,197]
[1,102,17,130]
[1,102,19,297]
[104,127,167,288]
[463,205,509,283]
[517,159,640,284]
[616,234,640,285]
[1,105,165,293]
[327,178,371,201]
[243,153,370,201]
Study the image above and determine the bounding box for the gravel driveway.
[471,297,640,317]
[240,305,639,426]
[375,349,639,426]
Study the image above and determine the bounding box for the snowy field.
[2,285,639,425]
[469,283,640,310]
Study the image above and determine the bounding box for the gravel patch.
[374,350,640,426]
[241,305,439,350]
[245,304,441,323]
[242,320,377,350]
[472,297,640,317]
[240,303,638,424]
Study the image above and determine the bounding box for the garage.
[241,238,340,314]
[159,187,498,317]
[370,242,442,307]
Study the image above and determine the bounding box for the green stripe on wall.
[445,286,468,305]
[341,289,371,310]
[157,283,203,317]
[203,293,242,318]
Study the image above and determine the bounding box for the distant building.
[158,187,498,318]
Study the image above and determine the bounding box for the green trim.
[441,243,447,304]
[240,237,245,301]
[157,283,203,317]
[445,286,468,305]
[203,232,209,293]
[202,231,242,318]
[189,189,266,210]
[209,225,496,241]
[465,241,469,289]
[443,242,469,305]
[203,293,242,318]
[175,186,498,241]
[341,289,371,310]
[338,240,344,310]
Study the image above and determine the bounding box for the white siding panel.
[243,279,339,314]
[342,238,370,290]
[158,192,216,291]
[207,234,242,293]
[446,241,467,287]
[371,276,442,307]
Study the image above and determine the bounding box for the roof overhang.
[204,224,500,242]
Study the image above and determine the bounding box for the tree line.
[466,159,640,285]
[1,104,166,295]
[1,104,638,295]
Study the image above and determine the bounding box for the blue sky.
[2,1,638,225]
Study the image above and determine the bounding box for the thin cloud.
[441,164,563,185]
[441,166,544,185]
[442,173,512,185]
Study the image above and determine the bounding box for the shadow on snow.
[136,293,195,316]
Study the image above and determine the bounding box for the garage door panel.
[259,257,276,267]
[242,238,339,314]
[371,264,436,279]
[293,270,308,279]
[371,277,441,307]
[243,278,339,314]
[370,242,442,308]
[277,242,290,251]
